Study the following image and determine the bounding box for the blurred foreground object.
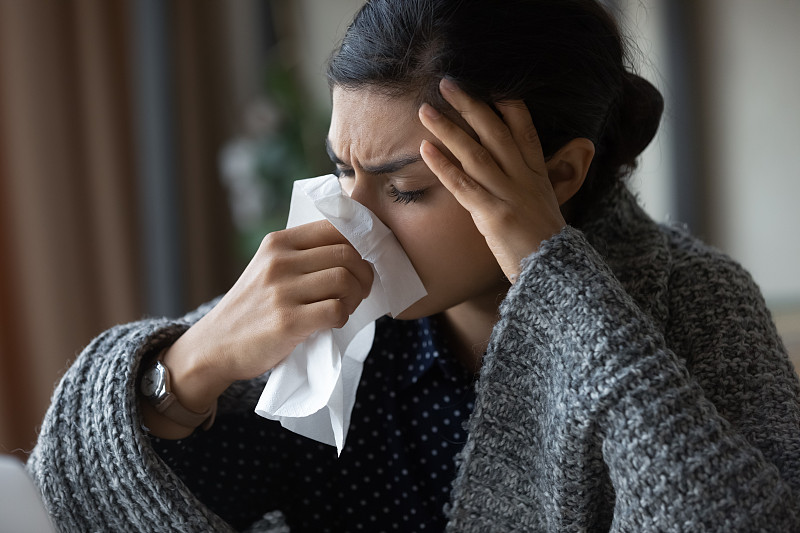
[0,455,57,533]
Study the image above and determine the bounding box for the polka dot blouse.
[152,314,476,532]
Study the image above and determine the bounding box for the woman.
[27,0,800,531]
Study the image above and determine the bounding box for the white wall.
[705,0,800,305]
[615,0,675,225]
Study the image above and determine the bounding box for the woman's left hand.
[418,78,566,282]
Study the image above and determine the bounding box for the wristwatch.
[140,351,217,430]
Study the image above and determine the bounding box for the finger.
[418,103,507,194]
[298,299,353,332]
[295,244,374,298]
[262,244,373,299]
[291,266,368,314]
[265,220,350,252]
[419,139,495,214]
[495,100,547,174]
[273,298,353,341]
[437,78,528,176]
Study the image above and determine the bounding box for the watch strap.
[151,353,217,431]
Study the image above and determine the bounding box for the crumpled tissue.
[254,174,427,454]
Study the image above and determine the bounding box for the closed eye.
[388,185,426,204]
[334,168,427,204]
[333,167,354,178]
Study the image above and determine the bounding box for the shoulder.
[662,223,757,288]
[656,221,777,346]
[580,185,774,335]
[656,223,795,382]
[659,223,771,322]
[585,183,765,303]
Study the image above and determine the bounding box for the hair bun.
[614,72,664,167]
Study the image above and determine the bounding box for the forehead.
[329,87,424,162]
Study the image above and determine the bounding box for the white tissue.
[254,174,427,454]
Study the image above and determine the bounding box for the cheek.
[389,201,497,301]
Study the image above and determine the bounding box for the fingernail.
[440,78,458,92]
[420,103,441,119]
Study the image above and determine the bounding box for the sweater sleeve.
[449,226,800,532]
[26,300,289,533]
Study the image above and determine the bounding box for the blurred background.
[0,0,798,461]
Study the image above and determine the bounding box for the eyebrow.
[325,138,423,175]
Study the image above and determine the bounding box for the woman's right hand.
[143,220,373,437]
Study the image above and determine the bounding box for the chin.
[391,292,455,321]
[392,309,426,321]
[392,303,431,321]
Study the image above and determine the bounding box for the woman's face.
[328,87,508,319]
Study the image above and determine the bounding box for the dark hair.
[326,0,664,219]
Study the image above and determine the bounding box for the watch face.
[140,361,166,399]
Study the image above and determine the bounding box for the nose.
[348,181,368,205]
[342,174,378,214]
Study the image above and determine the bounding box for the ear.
[545,138,595,206]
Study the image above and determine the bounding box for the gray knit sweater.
[28,185,800,532]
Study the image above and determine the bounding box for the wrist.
[161,328,232,415]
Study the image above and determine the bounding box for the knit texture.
[28,184,800,532]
